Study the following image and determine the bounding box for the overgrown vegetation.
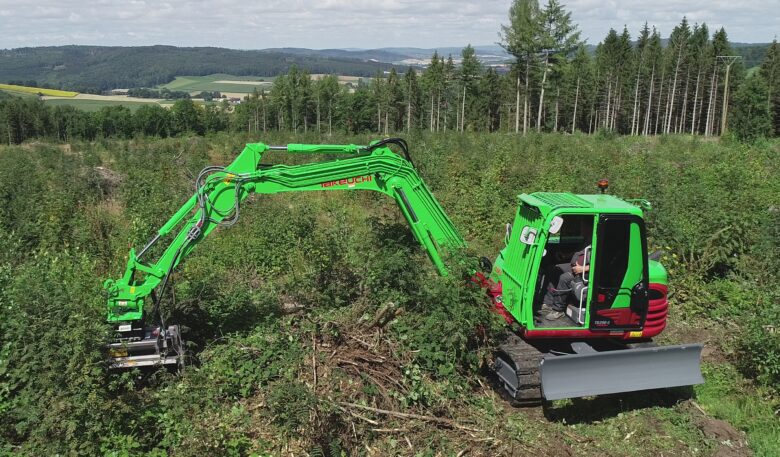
[0,133,778,455]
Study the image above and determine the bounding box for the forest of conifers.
[2,9,780,144]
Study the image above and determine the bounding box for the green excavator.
[104,138,703,403]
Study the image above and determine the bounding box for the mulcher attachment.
[108,324,185,370]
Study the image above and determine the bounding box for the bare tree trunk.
[524,59,530,135]
[316,94,321,132]
[571,76,580,134]
[554,88,560,132]
[705,66,718,136]
[631,70,641,135]
[328,100,332,135]
[515,74,521,133]
[460,85,466,132]
[720,62,733,135]
[655,68,666,135]
[678,67,690,133]
[666,44,683,133]
[644,65,655,135]
[384,111,388,135]
[605,77,612,130]
[407,79,412,133]
[430,93,434,132]
[436,93,441,132]
[612,86,621,131]
[691,68,701,134]
[537,53,549,132]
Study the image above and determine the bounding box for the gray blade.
[540,343,704,401]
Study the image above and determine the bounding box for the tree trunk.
[515,74,521,134]
[571,77,580,134]
[605,76,612,130]
[554,88,560,132]
[436,93,441,132]
[631,70,641,135]
[705,66,717,136]
[407,81,412,133]
[679,67,690,133]
[461,85,466,132]
[537,54,549,132]
[691,68,701,134]
[665,44,683,133]
[655,68,666,134]
[721,62,733,135]
[524,58,530,135]
[644,65,655,135]
[430,92,435,132]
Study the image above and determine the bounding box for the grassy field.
[158,74,274,94]
[0,89,39,99]
[0,83,78,97]
[43,98,154,112]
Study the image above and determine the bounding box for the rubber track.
[496,335,545,406]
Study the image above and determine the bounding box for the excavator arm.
[104,139,464,326]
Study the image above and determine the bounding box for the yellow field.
[0,83,78,97]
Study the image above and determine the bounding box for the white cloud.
[0,0,776,50]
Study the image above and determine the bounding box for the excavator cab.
[491,192,702,402]
[493,192,655,335]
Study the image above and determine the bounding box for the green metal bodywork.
[490,192,666,330]
[104,141,464,323]
[104,141,667,335]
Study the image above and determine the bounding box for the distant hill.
[262,45,512,65]
[1,41,767,94]
[0,45,393,93]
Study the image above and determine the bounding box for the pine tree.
[536,0,581,132]
[730,73,771,141]
[759,40,780,135]
[500,0,541,134]
[459,44,482,132]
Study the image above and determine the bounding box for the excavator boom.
[104,139,464,367]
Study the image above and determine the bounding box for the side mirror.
[504,223,512,246]
[549,216,564,235]
[519,226,538,245]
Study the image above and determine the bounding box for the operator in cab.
[541,220,592,320]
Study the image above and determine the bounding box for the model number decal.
[320,175,373,188]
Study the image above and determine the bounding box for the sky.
[0,0,777,50]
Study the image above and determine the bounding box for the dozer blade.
[539,343,704,401]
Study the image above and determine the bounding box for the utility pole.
[718,55,741,135]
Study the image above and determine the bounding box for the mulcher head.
[108,323,185,370]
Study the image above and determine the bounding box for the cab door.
[588,215,649,331]
[498,202,545,324]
